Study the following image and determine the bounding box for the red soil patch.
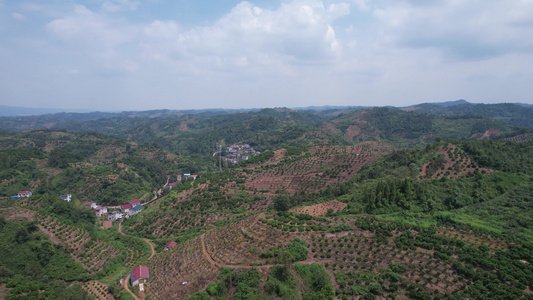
[319,122,341,136]
[0,207,37,221]
[290,200,347,217]
[344,125,361,141]
[478,128,501,140]
[101,220,113,229]
[0,284,12,299]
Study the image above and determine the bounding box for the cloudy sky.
[1,0,532,111]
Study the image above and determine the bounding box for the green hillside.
[0,130,182,205]
[0,104,532,299]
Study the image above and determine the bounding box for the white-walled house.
[121,204,133,213]
[59,194,72,202]
[18,191,32,198]
[94,206,108,217]
[85,202,97,209]
[131,266,149,287]
[107,211,123,221]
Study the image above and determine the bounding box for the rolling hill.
[0,103,532,299]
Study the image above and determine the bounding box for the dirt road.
[123,273,140,300]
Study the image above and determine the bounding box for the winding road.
[123,273,140,300]
[118,220,155,300]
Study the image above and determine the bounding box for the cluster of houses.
[215,144,261,165]
[227,144,260,157]
[84,198,143,221]
[165,173,199,190]
[119,199,144,219]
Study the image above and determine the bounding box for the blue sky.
[1,0,532,111]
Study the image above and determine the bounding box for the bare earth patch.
[290,200,347,217]
[101,220,113,229]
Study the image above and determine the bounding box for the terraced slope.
[244,142,394,194]
[0,206,120,275]
[418,143,496,180]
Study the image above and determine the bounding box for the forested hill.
[0,130,184,205]
[2,104,532,159]
[325,107,526,146]
[411,102,533,127]
[0,108,257,133]
[108,108,326,156]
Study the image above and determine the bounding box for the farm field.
[244,143,394,194]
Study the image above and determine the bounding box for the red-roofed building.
[18,191,32,198]
[94,206,108,217]
[121,204,133,213]
[164,241,177,250]
[129,199,140,206]
[85,202,97,209]
[131,265,149,286]
[167,182,177,190]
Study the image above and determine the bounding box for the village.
[13,172,198,220]
[216,143,262,165]
[10,172,200,295]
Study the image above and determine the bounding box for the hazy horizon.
[4,99,533,118]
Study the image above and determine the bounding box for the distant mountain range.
[423,99,471,107]
[1,100,533,137]
[1,100,532,117]
[0,105,95,117]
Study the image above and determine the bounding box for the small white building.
[59,194,72,202]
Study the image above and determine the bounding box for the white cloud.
[141,0,350,73]
[11,12,26,20]
[46,5,140,72]
[372,0,533,60]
